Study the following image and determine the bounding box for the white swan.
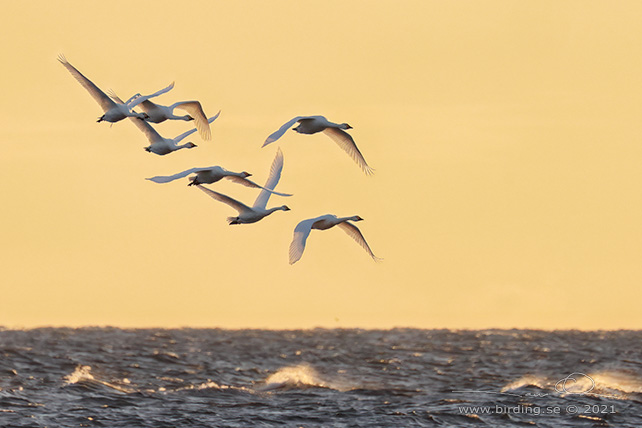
[113,92,220,155]
[146,166,293,196]
[262,115,374,175]
[58,55,173,123]
[134,96,212,141]
[196,148,291,224]
[289,214,380,264]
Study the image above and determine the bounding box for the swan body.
[137,99,212,141]
[57,55,172,123]
[137,111,218,155]
[262,115,374,175]
[289,214,380,264]
[196,148,291,224]
[146,166,293,196]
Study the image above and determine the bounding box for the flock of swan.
[58,55,380,264]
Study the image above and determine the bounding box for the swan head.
[353,215,364,221]
[281,205,291,211]
[185,142,197,149]
[184,115,195,121]
[342,123,353,129]
[241,171,252,178]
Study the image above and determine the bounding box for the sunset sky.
[2,1,642,329]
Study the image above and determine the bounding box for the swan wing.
[253,147,284,209]
[127,113,164,143]
[173,111,220,143]
[146,167,210,184]
[262,116,306,147]
[289,218,317,264]
[196,185,251,214]
[337,221,381,261]
[322,128,374,175]
[225,176,293,197]
[172,101,211,141]
[58,54,116,112]
[127,82,175,109]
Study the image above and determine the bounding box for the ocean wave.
[502,370,642,399]
[258,364,353,392]
[63,365,134,394]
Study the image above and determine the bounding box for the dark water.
[0,328,641,427]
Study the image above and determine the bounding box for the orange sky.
[1,1,641,329]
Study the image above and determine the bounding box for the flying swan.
[262,115,374,175]
[58,54,173,123]
[289,214,380,264]
[196,148,291,224]
[146,165,293,197]
[133,92,213,141]
[112,92,219,155]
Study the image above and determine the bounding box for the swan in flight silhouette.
[196,148,291,224]
[146,166,293,196]
[57,55,173,123]
[262,115,374,175]
[289,214,380,264]
[111,93,220,155]
[133,95,212,141]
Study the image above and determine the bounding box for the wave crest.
[260,364,350,392]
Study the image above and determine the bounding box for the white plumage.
[289,214,380,264]
[263,115,374,175]
[196,148,291,224]
[58,54,173,123]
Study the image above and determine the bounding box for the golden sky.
[2,1,641,329]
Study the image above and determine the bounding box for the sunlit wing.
[337,222,381,261]
[126,113,164,143]
[225,176,293,197]
[146,167,210,184]
[58,54,116,112]
[196,185,251,214]
[173,111,220,143]
[262,116,305,147]
[253,147,284,209]
[289,218,317,264]
[322,128,374,175]
[173,101,211,141]
[128,82,175,109]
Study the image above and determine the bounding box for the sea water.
[0,328,640,427]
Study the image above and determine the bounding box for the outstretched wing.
[173,111,220,143]
[127,112,164,143]
[196,184,251,214]
[173,101,211,141]
[337,221,380,261]
[146,167,210,184]
[253,147,285,209]
[225,176,293,197]
[289,218,318,264]
[127,82,175,109]
[58,54,116,112]
[262,116,305,147]
[322,128,374,175]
